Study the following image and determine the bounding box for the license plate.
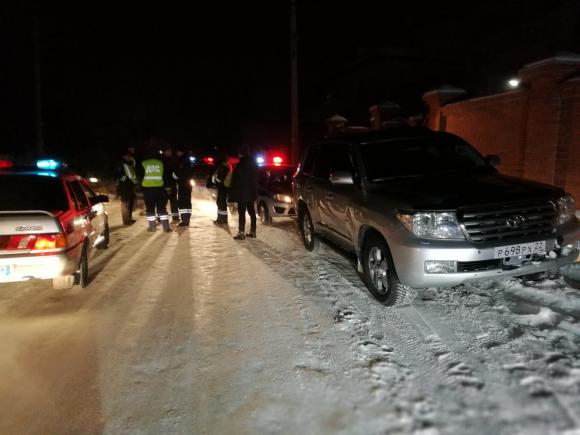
[0,264,12,277]
[494,241,546,259]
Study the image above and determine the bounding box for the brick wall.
[443,92,528,177]
[422,55,580,201]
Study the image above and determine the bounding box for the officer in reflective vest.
[173,145,193,227]
[161,145,180,223]
[118,147,138,225]
[211,150,233,225]
[139,151,172,233]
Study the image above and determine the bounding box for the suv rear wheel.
[299,206,317,251]
[362,234,408,306]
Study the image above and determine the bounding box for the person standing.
[118,146,138,225]
[229,145,258,240]
[174,145,193,227]
[162,145,180,223]
[211,150,233,225]
[139,148,173,233]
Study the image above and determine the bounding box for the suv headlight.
[556,194,576,225]
[273,194,293,203]
[397,212,465,240]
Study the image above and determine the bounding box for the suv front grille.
[459,201,557,243]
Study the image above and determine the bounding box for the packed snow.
[0,195,579,435]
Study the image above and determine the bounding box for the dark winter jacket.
[229,155,258,203]
[173,154,193,186]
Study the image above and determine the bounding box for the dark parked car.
[293,127,580,305]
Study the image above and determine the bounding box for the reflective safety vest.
[223,161,233,188]
[122,158,138,184]
[141,159,164,187]
[211,161,233,187]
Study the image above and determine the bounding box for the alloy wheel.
[368,246,388,294]
[303,213,313,244]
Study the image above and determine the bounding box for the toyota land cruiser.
[293,128,580,305]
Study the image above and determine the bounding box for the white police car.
[0,159,109,289]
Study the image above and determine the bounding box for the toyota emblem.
[506,215,526,228]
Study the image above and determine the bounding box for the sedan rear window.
[0,175,69,212]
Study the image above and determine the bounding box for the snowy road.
[1,196,580,435]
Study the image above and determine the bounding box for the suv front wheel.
[362,234,408,306]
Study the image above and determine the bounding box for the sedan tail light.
[0,233,67,253]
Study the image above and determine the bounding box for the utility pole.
[33,15,45,157]
[290,0,299,166]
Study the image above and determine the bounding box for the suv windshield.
[361,135,490,182]
[0,174,69,212]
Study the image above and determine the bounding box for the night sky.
[2,1,579,174]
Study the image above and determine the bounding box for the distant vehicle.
[293,127,580,305]
[0,159,110,289]
[256,164,296,224]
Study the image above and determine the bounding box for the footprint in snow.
[520,376,553,397]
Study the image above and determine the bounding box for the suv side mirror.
[486,155,501,167]
[329,171,354,185]
[91,194,109,205]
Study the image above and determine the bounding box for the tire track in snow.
[241,229,580,433]
[415,284,580,430]
[240,237,490,432]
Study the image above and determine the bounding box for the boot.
[147,220,156,232]
[178,214,190,227]
[246,231,256,238]
[161,219,172,233]
[233,232,246,240]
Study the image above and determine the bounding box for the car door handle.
[325,193,334,200]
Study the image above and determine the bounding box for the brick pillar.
[368,101,401,130]
[519,53,580,186]
[422,86,466,131]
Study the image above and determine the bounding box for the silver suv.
[293,128,580,305]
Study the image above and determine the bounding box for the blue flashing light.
[37,159,61,170]
[189,156,197,163]
[35,171,58,178]
[256,156,265,165]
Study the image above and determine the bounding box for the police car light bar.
[0,160,13,168]
[37,159,61,170]
[256,156,265,165]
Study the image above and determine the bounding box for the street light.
[508,78,520,89]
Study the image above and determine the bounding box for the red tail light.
[33,234,67,250]
[272,156,283,165]
[0,160,13,169]
[0,233,66,252]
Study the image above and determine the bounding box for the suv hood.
[368,172,563,210]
